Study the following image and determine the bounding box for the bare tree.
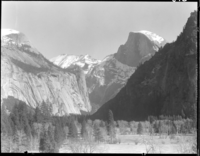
[143,135,156,154]
[65,138,108,153]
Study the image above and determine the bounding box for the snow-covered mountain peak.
[1,29,20,37]
[82,54,101,64]
[1,29,32,46]
[50,54,101,74]
[115,30,166,67]
[50,54,79,68]
[1,29,43,56]
[137,30,165,45]
[84,54,90,58]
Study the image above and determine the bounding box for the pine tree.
[153,120,159,133]
[27,112,35,137]
[108,110,116,143]
[93,122,103,143]
[69,120,78,139]
[158,120,162,135]
[181,110,185,118]
[1,105,14,136]
[40,101,51,122]
[10,103,21,132]
[35,106,43,123]
[13,130,28,152]
[16,102,32,138]
[54,122,64,146]
[39,130,52,153]
[81,119,87,139]
[22,116,32,138]
[137,122,143,135]
[48,125,58,153]
[172,121,177,134]
[39,132,45,152]
[1,133,13,153]
[99,120,106,128]
[148,116,156,125]
[149,124,154,135]
[108,110,114,127]
[192,103,197,129]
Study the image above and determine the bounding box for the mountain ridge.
[51,30,166,113]
[91,11,197,121]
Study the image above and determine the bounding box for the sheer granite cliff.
[1,29,91,115]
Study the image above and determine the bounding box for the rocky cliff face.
[114,30,166,67]
[92,11,197,121]
[50,53,136,113]
[51,31,166,113]
[1,29,91,115]
[86,55,136,113]
[50,54,136,113]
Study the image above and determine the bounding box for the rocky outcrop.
[1,29,91,116]
[91,11,197,121]
[114,30,166,67]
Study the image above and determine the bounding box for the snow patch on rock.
[133,30,165,45]
[1,29,32,46]
[50,54,101,74]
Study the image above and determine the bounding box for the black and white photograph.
[1,1,198,153]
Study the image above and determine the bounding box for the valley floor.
[59,134,195,153]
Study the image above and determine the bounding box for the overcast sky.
[2,2,197,60]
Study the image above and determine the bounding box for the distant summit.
[135,30,165,45]
[1,29,20,37]
[50,54,101,74]
[114,30,166,67]
[1,29,31,47]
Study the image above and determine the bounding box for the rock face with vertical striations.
[91,11,197,121]
[85,55,136,113]
[114,30,166,67]
[1,29,91,115]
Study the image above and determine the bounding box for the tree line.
[1,100,117,152]
[1,99,196,153]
